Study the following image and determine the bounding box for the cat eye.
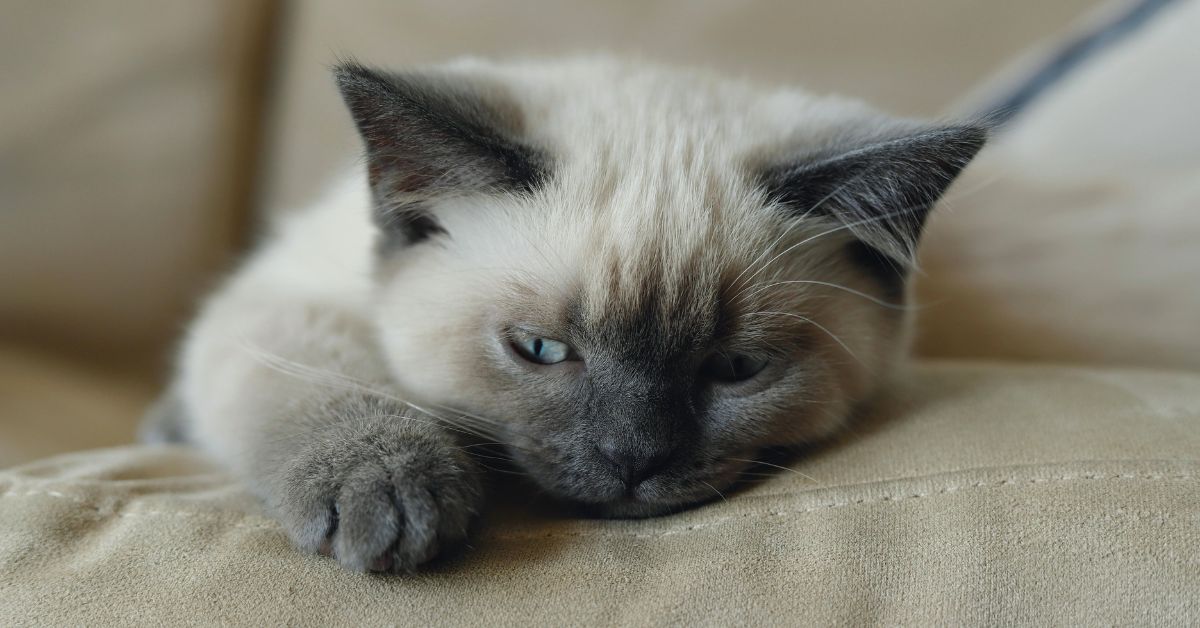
[700,351,769,383]
[510,331,577,365]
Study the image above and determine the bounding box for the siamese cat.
[150,57,986,572]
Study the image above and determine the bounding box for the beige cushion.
[0,345,153,468]
[916,0,1200,369]
[2,362,1197,624]
[0,1,272,362]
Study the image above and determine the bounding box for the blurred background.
[5,0,1197,466]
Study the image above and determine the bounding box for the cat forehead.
[474,190,817,335]
[439,138,819,324]
[473,58,892,234]
[452,56,883,154]
[520,163,775,307]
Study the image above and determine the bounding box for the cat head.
[335,57,986,517]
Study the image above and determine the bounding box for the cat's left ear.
[334,62,546,245]
[762,125,988,266]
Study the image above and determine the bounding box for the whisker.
[458,442,515,450]
[732,169,877,291]
[463,451,516,463]
[424,408,542,453]
[472,461,528,477]
[731,202,936,304]
[736,172,1006,299]
[697,479,728,504]
[738,279,918,310]
[239,341,494,440]
[728,228,795,292]
[740,311,864,365]
[728,457,823,486]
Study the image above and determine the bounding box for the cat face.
[337,58,985,516]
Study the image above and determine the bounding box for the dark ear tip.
[953,123,991,150]
[331,59,387,95]
[962,123,991,145]
[935,123,990,163]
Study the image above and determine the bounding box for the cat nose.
[596,437,675,490]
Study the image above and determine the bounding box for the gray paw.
[269,414,483,573]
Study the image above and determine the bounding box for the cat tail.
[973,0,1180,126]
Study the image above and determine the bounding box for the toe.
[392,485,441,569]
[332,466,402,572]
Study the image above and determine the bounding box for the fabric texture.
[2,362,1198,625]
[0,0,273,364]
[0,345,152,467]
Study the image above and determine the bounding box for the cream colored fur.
[180,58,910,473]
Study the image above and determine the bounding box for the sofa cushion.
[0,345,154,468]
[2,362,1197,624]
[0,1,273,363]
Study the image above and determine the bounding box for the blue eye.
[511,333,575,365]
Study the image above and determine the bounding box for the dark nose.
[596,437,675,490]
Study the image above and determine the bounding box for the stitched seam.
[1,472,1193,540]
[550,473,1197,541]
[740,457,1200,500]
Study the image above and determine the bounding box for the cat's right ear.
[333,62,546,245]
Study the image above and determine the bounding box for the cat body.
[162,57,985,572]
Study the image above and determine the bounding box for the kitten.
[150,57,986,572]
